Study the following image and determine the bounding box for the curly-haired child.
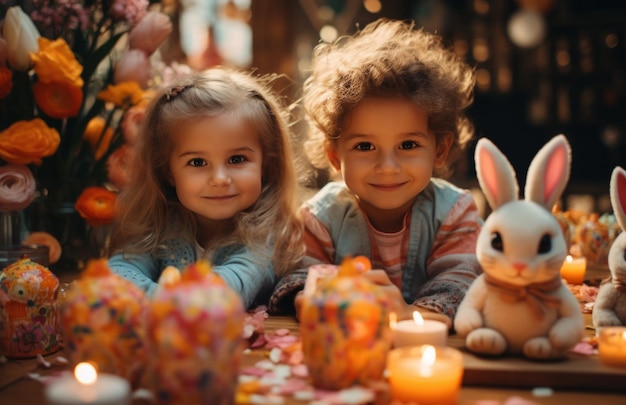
[269,18,482,328]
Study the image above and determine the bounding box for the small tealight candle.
[598,327,626,368]
[560,255,587,284]
[390,311,448,348]
[388,345,463,405]
[45,362,131,405]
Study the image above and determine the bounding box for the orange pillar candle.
[387,345,463,405]
[390,311,447,348]
[560,255,587,284]
[598,327,626,368]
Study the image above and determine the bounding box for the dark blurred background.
[203,0,626,211]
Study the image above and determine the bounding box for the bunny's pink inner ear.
[618,170,626,211]
[478,148,499,205]
[544,144,567,203]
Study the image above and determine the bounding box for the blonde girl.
[109,67,303,309]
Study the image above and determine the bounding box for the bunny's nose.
[512,262,526,272]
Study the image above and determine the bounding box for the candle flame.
[74,362,98,385]
[565,255,573,263]
[418,345,437,377]
[412,311,424,326]
[622,331,626,340]
[389,312,397,328]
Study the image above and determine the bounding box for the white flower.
[2,6,40,71]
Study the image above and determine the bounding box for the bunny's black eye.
[538,234,551,254]
[490,232,503,251]
[622,250,626,262]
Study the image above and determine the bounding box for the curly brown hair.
[302,18,475,178]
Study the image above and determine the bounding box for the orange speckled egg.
[60,258,148,387]
[300,256,392,390]
[145,260,245,405]
[0,255,60,358]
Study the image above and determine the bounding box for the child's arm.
[268,208,336,315]
[364,270,452,329]
[211,246,276,310]
[108,253,161,296]
[415,192,483,320]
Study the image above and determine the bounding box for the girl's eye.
[229,155,246,164]
[354,142,374,151]
[188,158,206,167]
[400,140,419,149]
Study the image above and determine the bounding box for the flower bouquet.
[0,1,173,266]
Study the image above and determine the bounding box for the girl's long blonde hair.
[111,67,304,277]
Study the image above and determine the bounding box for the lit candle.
[598,327,626,368]
[45,362,131,405]
[387,345,463,405]
[390,311,448,348]
[560,255,587,284]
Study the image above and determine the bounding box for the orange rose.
[106,144,134,189]
[83,116,114,160]
[23,231,62,265]
[97,81,146,108]
[33,80,83,118]
[0,118,60,165]
[75,186,117,226]
[0,66,12,99]
[31,37,83,87]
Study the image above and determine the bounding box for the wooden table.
[1,265,625,404]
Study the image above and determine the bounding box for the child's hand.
[364,269,452,329]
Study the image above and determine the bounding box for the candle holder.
[391,312,447,348]
[300,257,392,390]
[560,255,587,285]
[598,326,626,368]
[0,255,59,358]
[45,362,131,405]
[145,260,245,405]
[387,345,463,405]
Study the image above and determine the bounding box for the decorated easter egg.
[575,213,611,264]
[60,258,148,387]
[145,260,245,405]
[300,256,392,390]
[0,255,60,358]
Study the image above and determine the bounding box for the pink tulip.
[0,38,8,67]
[106,144,134,190]
[128,11,173,56]
[113,49,151,87]
[120,105,145,145]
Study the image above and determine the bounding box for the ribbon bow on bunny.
[483,274,562,320]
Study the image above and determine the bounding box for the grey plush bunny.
[454,135,584,359]
[592,166,626,328]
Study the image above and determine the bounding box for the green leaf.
[82,30,128,83]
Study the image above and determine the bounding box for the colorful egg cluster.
[145,260,245,405]
[553,207,622,265]
[0,256,60,358]
[300,257,392,390]
[60,259,148,387]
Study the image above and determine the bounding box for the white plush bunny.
[592,166,626,328]
[454,135,584,359]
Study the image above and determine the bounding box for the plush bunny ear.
[475,137,519,210]
[610,166,626,231]
[525,134,571,210]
